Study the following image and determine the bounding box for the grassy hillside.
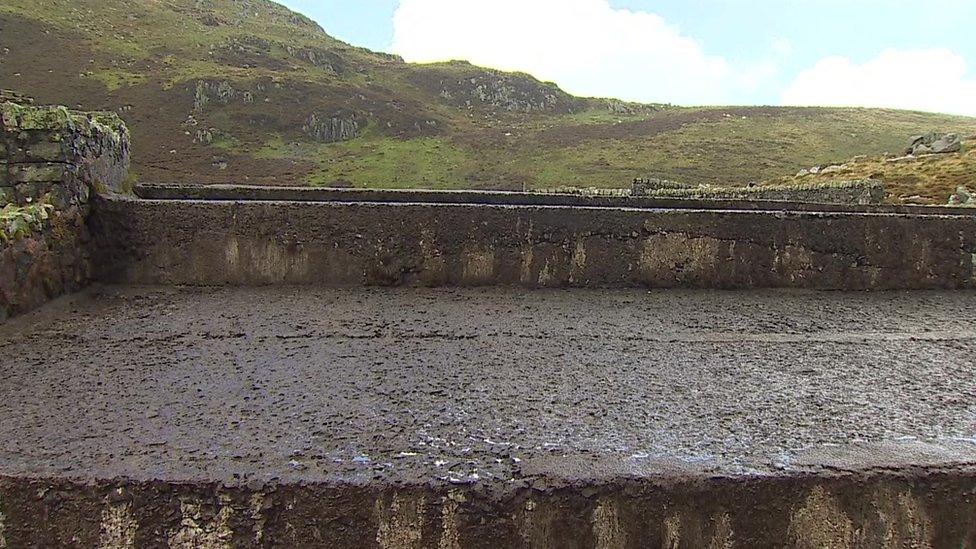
[763,138,976,205]
[2,0,975,192]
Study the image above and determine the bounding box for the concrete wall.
[0,102,129,319]
[93,198,976,290]
[137,182,954,214]
[2,469,976,547]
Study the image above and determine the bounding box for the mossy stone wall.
[0,100,130,319]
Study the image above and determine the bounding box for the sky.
[278,0,976,116]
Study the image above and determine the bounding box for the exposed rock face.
[193,80,254,112]
[0,101,130,319]
[466,75,561,112]
[414,66,581,113]
[604,99,666,115]
[302,113,360,143]
[905,133,962,156]
[284,45,345,74]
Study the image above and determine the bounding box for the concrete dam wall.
[93,195,976,290]
[8,100,976,548]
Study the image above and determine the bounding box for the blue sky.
[278,0,976,114]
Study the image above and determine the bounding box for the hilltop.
[2,0,976,192]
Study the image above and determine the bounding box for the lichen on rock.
[302,113,361,143]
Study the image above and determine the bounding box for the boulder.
[931,134,962,154]
[949,186,974,206]
[905,132,962,156]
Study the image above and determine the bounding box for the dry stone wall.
[633,179,885,206]
[0,101,130,319]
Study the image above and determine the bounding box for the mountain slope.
[2,0,975,192]
[762,138,976,205]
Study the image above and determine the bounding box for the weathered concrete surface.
[134,182,976,215]
[2,286,976,546]
[92,196,976,290]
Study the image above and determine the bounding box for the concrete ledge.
[92,196,976,289]
[4,468,976,547]
[134,183,976,215]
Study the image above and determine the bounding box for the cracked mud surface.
[2,286,976,488]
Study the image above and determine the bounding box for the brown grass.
[763,140,976,205]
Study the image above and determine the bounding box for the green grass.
[256,134,472,188]
[89,69,148,91]
[0,202,54,243]
[501,107,976,188]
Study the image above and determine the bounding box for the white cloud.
[782,49,976,116]
[771,38,794,59]
[391,0,775,105]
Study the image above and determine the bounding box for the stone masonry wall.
[0,101,130,320]
[633,179,886,206]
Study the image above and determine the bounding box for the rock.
[931,134,962,154]
[809,166,821,174]
[905,132,962,155]
[302,114,360,143]
[194,127,230,145]
[820,165,845,175]
[0,89,32,104]
[949,186,974,206]
[423,68,577,113]
[631,177,694,196]
[796,169,810,178]
[8,163,65,184]
[193,80,250,112]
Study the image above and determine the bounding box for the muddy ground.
[2,286,976,488]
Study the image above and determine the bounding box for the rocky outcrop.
[193,80,254,112]
[284,45,345,74]
[1,101,130,319]
[302,113,360,143]
[604,99,666,115]
[905,132,962,156]
[412,65,581,113]
[464,74,561,112]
